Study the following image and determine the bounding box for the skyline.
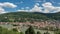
[0,0,60,13]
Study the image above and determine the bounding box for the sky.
[0,0,60,13]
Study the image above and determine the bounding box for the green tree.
[37,31,41,34]
[44,31,50,34]
[55,30,60,34]
[12,28,18,32]
[25,26,35,34]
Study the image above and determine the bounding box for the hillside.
[0,12,60,22]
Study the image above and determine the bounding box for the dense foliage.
[43,31,50,34]
[25,26,35,34]
[0,12,60,22]
[37,31,41,34]
[54,29,60,34]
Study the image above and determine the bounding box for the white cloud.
[0,2,17,8]
[30,4,42,12]
[35,0,43,2]
[17,3,42,12]
[42,2,55,13]
[42,2,52,7]
[25,7,30,9]
[15,1,23,4]
[17,2,60,13]
[28,3,42,12]
[35,3,40,6]
[17,7,29,12]
[0,2,17,14]
[17,10,29,12]
[0,7,6,14]
[32,2,60,13]
[42,2,60,13]
[0,7,4,12]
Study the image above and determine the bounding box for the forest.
[0,12,60,22]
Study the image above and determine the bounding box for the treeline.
[0,12,60,22]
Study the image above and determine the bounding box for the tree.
[25,26,35,34]
[12,28,18,32]
[44,31,50,34]
[37,31,41,34]
[55,30,60,34]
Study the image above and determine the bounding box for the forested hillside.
[0,12,60,22]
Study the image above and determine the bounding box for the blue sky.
[0,0,60,13]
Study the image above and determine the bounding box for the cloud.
[32,2,60,13]
[17,3,42,12]
[25,7,30,9]
[42,2,52,7]
[42,2,60,13]
[15,1,23,4]
[0,7,7,14]
[29,4,42,12]
[42,2,55,13]
[34,0,42,2]
[0,2,17,8]
[17,7,30,12]
[0,2,17,14]
[17,2,60,13]
[35,3,40,6]
[17,10,29,12]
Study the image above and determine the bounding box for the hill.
[0,12,60,22]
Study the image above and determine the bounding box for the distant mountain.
[0,12,60,22]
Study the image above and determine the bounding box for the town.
[0,20,60,31]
